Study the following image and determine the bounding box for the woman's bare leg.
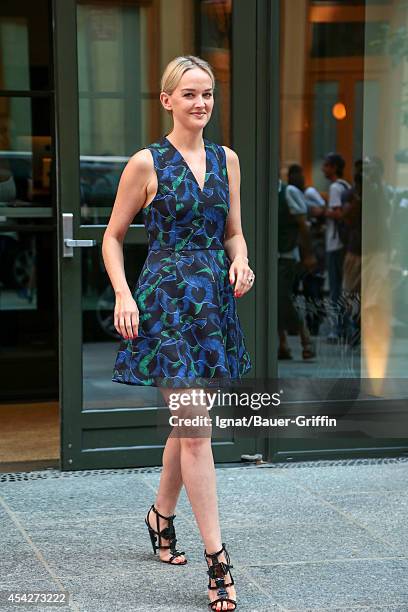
[166,388,236,611]
[156,435,183,512]
[148,432,186,563]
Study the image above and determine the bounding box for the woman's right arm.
[102,149,153,340]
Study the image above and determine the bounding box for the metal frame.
[53,0,83,468]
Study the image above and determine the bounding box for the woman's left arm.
[222,146,255,298]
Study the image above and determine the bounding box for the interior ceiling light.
[332,102,346,120]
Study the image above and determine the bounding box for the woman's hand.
[114,290,139,339]
[229,255,255,298]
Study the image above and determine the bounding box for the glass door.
[55,0,258,470]
[0,0,62,469]
[275,0,408,461]
[0,0,58,402]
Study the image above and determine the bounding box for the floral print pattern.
[111,136,251,388]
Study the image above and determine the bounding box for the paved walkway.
[0,457,407,611]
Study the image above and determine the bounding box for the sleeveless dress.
[111,136,252,388]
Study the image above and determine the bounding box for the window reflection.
[81,244,159,410]
[78,0,233,408]
[76,0,232,225]
[279,0,407,383]
[0,1,57,402]
[0,98,52,206]
[0,0,51,91]
[0,94,52,320]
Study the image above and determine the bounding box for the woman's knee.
[180,435,211,455]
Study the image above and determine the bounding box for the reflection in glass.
[0,97,52,206]
[279,0,406,383]
[0,1,56,402]
[0,0,51,91]
[78,0,234,405]
[311,22,386,58]
[312,82,338,190]
[360,3,408,384]
[0,232,37,310]
[0,227,57,401]
[82,244,163,410]
[76,0,232,224]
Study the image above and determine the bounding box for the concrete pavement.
[1,457,408,611]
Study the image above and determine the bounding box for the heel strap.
[149,504,177,542]
[147,504,184,559]
[204,543,233,568]
[150,503,176,521]
[204,542,226,560]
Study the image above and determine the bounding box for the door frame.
[53,0,262,470]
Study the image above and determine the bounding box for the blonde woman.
[102,55,254,611]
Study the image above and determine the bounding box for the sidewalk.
[1,457,408,612]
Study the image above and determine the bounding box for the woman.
[102,55,254,611]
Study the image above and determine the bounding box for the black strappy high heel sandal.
[145,504,187,565]
[204,543,237,610]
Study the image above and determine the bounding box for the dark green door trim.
[231,0,259,459]
[262,0,280,462]
[53,0,83,470]
[239,0,281,461]
[254,0,280,382]
[232,0,281,463]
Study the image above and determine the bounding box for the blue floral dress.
[111,136,251,388]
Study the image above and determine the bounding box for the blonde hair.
[161,55,215,95]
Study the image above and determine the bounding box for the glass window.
[312,82,339,189]
[0,97,52,207]
[78,0,234,410]
[279,0,406,390]
[76,0,232,225]
[0,1,56,402]
[311,22,386,57]
[0,0,51,91]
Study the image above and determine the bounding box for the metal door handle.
[64,239,96,247]
[63,212,96,258]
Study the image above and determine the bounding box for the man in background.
[321,153,351,343]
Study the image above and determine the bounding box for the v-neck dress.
[111,136,252,388]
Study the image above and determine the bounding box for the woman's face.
[161,68,214,131]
